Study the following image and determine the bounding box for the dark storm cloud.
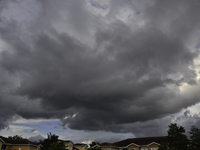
[31,129,37,132]
[0,0,200,136]
[176,110,200,134]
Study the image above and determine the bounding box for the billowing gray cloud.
[176,110,200,135]
[0,0,200,136]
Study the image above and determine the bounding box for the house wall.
[101,147,106,150]
[148,144,159,150]
[7,145,38,150]
[64,142,73,150]
[110,147,118,150]
[127,145,139,150]
[74,145,82,150]
[9,145,28,150]
[101,147,118,150]
[140,147,148,150]
[29,146,38,150]
[74,145,88,150]
[0,141,3,149]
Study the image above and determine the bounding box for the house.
[74,143,88,150]
[0,135,42,150]
[92,143,118,150]
[91,136,167,150]
[58,139,81,150]
[58,139,74,150]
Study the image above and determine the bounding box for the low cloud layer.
[0,0,200,136]
[29,134,45,142]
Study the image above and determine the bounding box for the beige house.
[58,140,75,150]
[0,138,3,150]
[92,136,167,150]
[0,135,41,150]
[93,143,118,150]
[74,143,88,150]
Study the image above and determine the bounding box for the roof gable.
[126,143,140,148]
[0,137,5,144]
[147,142,160,147]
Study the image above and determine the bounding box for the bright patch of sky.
[1,103,200,143]
[0,117,134,143]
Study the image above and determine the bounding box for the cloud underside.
[0,0,200,135]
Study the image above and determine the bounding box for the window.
[1,145,6,150]
[69,143,72,147]
[151,148,158,150]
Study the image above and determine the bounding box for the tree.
[90,141,99,147]
[167,123,189,150]
[8,135,24,141]
[189,126,200,150]
[47,142,65,150]
[40,132,65,150]
[158,143,167,150]
[89,141,100,150]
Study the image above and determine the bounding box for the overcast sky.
[0,0,200,144]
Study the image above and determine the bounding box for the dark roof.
[58,139,73,143]
[0,135,39,146]
[113,136,167,147]
[99,143,117,147]
[0,136,10,143]
[74,143,88,146]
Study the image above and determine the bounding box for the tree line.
[159,123,200,150]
